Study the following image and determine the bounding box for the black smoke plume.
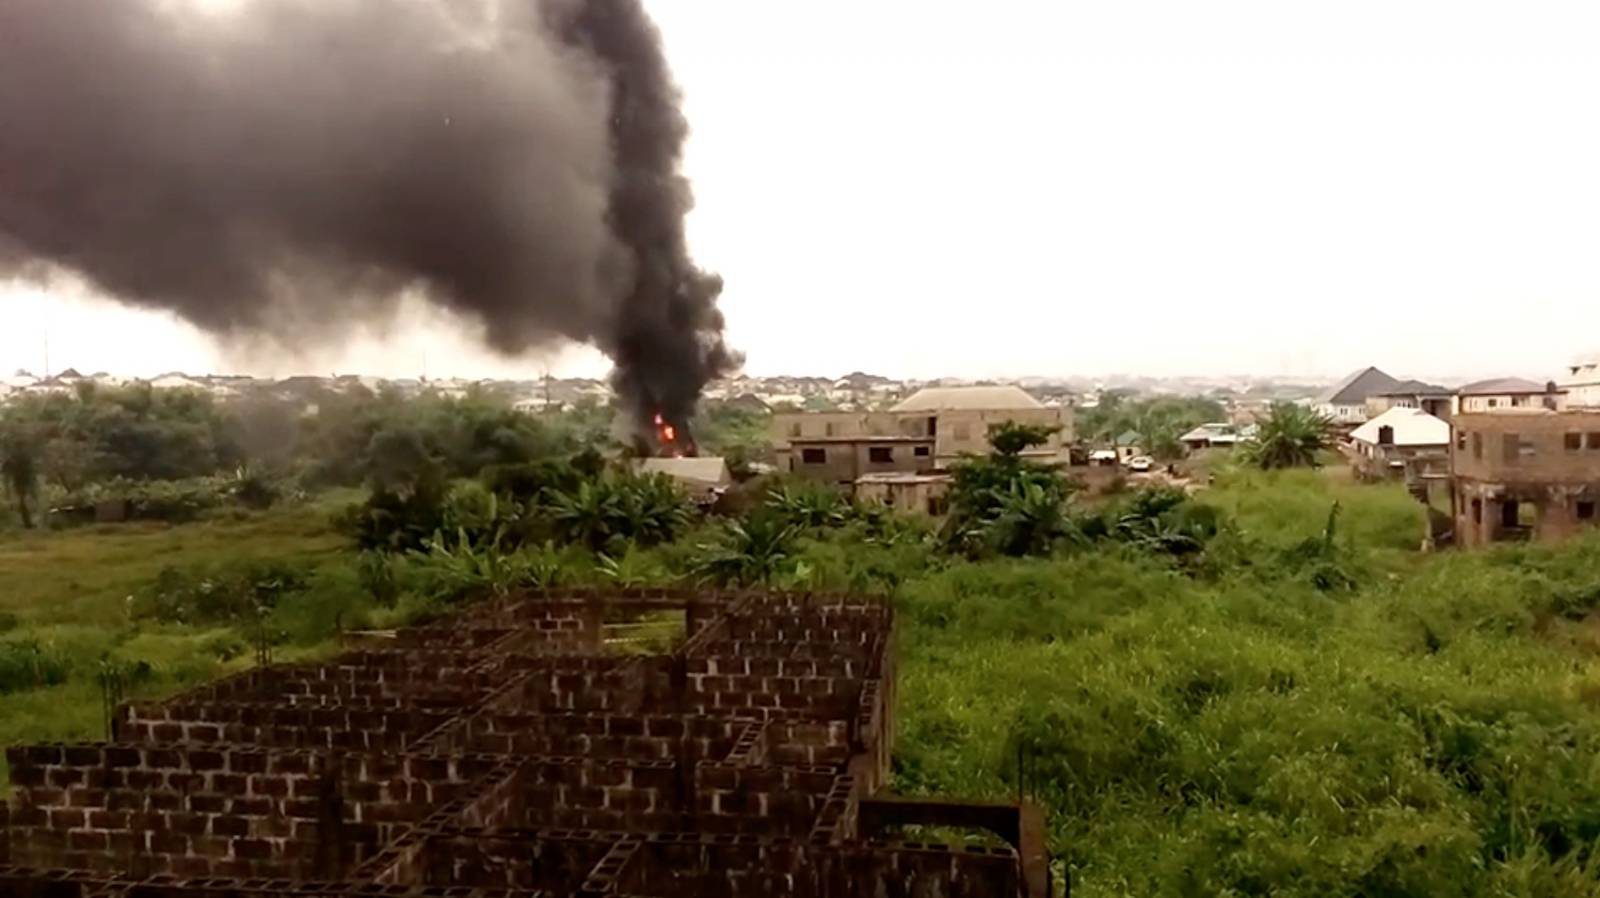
[0,0,736,431]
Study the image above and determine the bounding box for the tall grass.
[891,473,1600,896]
[7,467,1600,895]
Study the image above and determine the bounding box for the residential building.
[1315,367,1401,425]
[785,435,936,486]
[854,472,952,516]
[1453,378,1564,414]
[147,373,206,391]
[1347,407,1450,482]
[887,385,1073,466]
[1179,422,1251,451]
[1114,430,1144,463]
[635,456,732,504]
[1450,409,1600,546]
[771,384,1072,471]
[1366,380,1454,421]
[1561,354,1600,408]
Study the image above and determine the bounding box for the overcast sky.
[5,0,1600,382]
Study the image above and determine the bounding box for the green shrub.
[0,638,71,694]
[130,560,313,625]
[689,514,801,586]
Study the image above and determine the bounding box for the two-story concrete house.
[887,386,1072,468]
[772,385,1073,474]
[1450,409,1600,546]
[1560,355,1600,408]
[1452,378,1564,414]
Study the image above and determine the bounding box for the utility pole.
[43,330,49,380]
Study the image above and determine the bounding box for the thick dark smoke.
[0,0,736,430]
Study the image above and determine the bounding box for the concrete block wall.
[2,744,500,879]
[117,703,455,752]
[3,589,1047,898]
[417,830,611,891]
[445,712,744,762]
[692,763,841,836]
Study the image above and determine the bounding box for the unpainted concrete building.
[853,472,952,516]
[1452,378,1564,414]
[785,435,937,486]
[0,588,1052,897]
[1451,409,1600,546]
[772,386,1073,476]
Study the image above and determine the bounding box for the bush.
[340,480,449,552]
[130,560,313,625]
[0,638,71,694]
[397,533,582,603]
[689,514,802,586]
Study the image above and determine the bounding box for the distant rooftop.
[634,456,731,488]
[1457,377,1558,396]
[1377,379,1452,397]
[1350,407,1450,446]
[787,435,932,444]
[854,472,951,485]
[1316,367,1400,405]
[890,385,1043,413]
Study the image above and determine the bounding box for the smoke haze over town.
[6,0,1600,384]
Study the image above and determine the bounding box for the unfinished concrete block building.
[1451,410,1600,546]
[0,589,1051,897]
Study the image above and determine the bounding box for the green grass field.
[0,495,357,788]
[5,471,1600,894]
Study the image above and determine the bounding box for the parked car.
[1126,455,1154,472]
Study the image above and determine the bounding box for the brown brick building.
[0,589,1051,897]
[772,386,1072,480]
[1451,409,1600,546]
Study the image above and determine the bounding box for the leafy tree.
[765,480,850,530]
[980,480,1079,557]
[1242,402,1332,470]
[692,402,772,460]
[942,422,1075,557]
[0,421,42,528]
[989,422,1061,456]
[545,478,625,552]
[613,473,694,547]
[1079,393,1226,459]
[1109,486,1226,558]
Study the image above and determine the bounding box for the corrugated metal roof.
[635,457,732,487]
[1349,407,1450,446]
[890,385,1044,412]
[854,472,952,484]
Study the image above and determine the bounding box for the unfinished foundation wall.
[2,590,1044,898]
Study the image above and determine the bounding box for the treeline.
[0,383,615,527]
[1077,392,1226,458]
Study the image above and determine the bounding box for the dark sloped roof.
[1317,367,1400,405]
[1378,379,1451,396]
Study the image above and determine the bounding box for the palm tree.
[0,425,41,528]
[546,478,624,551]
[1243,402,1333,470]
[981,481,1077,557]
[690,514,800,586]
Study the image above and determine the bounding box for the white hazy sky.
[5,0,1600,382]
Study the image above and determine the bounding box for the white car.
[1126,455,1154,472]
